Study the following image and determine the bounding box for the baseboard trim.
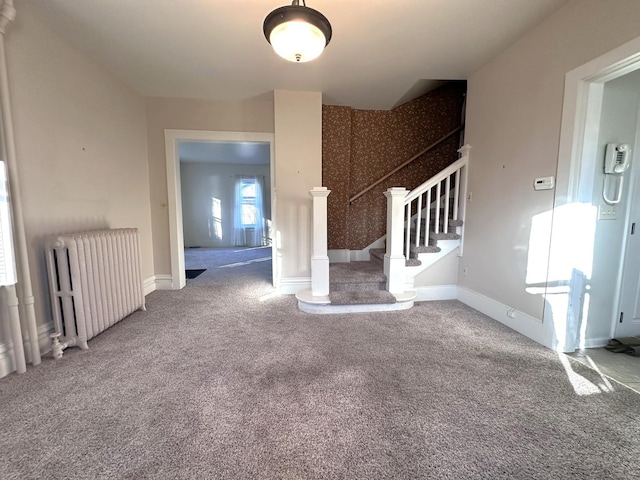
[413,285,458,302]
[456,286,550,349]
[279,277,310,295]
[144,276,156,296]
[0,323,53,379]
[581,337,610,349]
[154,274,174,291]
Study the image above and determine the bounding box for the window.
[0,161,16,286]
[241,179,258,226]
[209,197,223,240]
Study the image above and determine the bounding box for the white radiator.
[45,228,146,352]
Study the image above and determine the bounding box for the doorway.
[552,36,640,356]
[164,130,277,290]
[616,115,640,338]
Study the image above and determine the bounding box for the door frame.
[164,129,277,290]
[550,35,640,351]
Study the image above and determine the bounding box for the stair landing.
[295,261,416,314]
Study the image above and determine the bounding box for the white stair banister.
[310,187,331,296]
[390,144,470,270]
[457,145,471,256]
[384,187,408,294]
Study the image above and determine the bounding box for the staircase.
[296,145,469,313]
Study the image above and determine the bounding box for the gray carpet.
[1,247,640,479]
[328,261,394,305]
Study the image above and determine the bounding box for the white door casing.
[164,130,277,290]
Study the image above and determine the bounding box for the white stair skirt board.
[296,288,416,314]
[327,237,386,264]
[328,250,350,263]
[413,285,458,302]
[406,240,460,282]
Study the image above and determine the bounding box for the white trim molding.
[143,275,174,295]
[279,277,311,295]
[153,274,174,291]
[143,276,156,296]
[0,322,51,379]
[413,285,457,302]
[457,286,550,349]
[164,129,277,292]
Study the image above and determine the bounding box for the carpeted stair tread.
[430,231,461,241]
[418,218,464,228]
[410,244,441,254]
[330,261,385,283]
[330,261,387,291]
[329,290,397,305]
[408,228,439,244]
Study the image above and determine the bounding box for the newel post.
[384,187,408,294]
[310,187,331,296]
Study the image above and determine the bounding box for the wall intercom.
[602,143,631,205]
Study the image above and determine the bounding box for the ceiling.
[179,141,270,165]
[23,0,569,110]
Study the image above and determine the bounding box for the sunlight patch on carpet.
[232,246,271,253]
[219,257,271,268]
[559,354,614,396]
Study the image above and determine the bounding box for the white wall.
[1,5,153,357]
[273,90,322,288]
[180,162,271,248]
[461,0,640,330]
[145,96,274,275]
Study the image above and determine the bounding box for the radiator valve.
[50,333,67,360]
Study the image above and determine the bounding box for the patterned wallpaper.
[323,82,466,250]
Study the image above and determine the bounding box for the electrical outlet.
[598,204,617,220]
[462,266,468,277]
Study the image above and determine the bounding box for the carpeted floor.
[1,247,639,479]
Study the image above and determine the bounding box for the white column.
[310,187,331,297]
[384,187,408,294]
[0,1,41,367]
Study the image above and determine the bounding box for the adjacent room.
[178,140,273,285]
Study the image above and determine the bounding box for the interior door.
[615,161,640,337]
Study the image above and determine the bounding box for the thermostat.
[534,176,555,191]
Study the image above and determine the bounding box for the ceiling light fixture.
[263,0,332,63]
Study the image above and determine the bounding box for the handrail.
[348,125,464,204]
[404,155,468,204]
